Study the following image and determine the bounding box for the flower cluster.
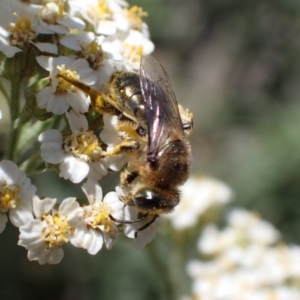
[0,0,160,264]
[165,176,233,230]
[184,209,300,300]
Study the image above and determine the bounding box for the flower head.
[36,56,97,115]
[39,110,108,183]
[70,180,123,254]
[18,195,80,264]
[165,177,233,231]
[0,160,36,230]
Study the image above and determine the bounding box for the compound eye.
[133,189,161,209]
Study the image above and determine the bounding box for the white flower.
[0,1,28,28]
[100,114,129,171]
[68,0,129,36]
[36,56,96,115]
[27,2,85,35]
[165,177,233,231]
[227,209,280,245]
[18,195,80,264]
[0,26,22,58]
[70,180,123,254]
[0,14,58,58]
[186,207,300,300]
[38,110,108,183]
[0,160,36,229]
[121,30,154,70]
[60,32,117,84]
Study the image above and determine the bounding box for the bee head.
[132,188,179,213]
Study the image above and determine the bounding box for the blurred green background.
[2,0,300,299]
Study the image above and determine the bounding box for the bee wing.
[140,55,184,163]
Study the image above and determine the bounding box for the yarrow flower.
[36,56,97,115]
[0,160,36,232]
[38,110,108,183]
[70,179,122,254]
[18,195,80,264]
[165,177,233,231]
[27,1,85,34]
[184,209,299,300]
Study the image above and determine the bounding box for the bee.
[57,56,193,236]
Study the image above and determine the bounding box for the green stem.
[0,80,9,104]
[6,77,22,161]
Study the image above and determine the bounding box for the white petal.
[59,155,89,183]
[18,220,44,249]
[87,229,103,255]
[103,191,124,215]
[58,16,85,31]
[46,248,64,264]
[47,94,70,115]
[103,227,118,250]
[9,199,33,227]
[39,129,65,164]
[66,110,89,133]
[32,195,56,218]
[36,86,53,109]
[58,197,80,223]
[66,90,90,114]
[82,179,103,205]
[88,162,108,181]
[0,160,22,185]
[27,244,49,264]
[71,221,92,248]
[133,217,163,249]
[28,244,64,264]
[33,42,58,54]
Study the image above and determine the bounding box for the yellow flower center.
[57,66,81,92]
[89,202,114,233]
[126,6,147,31]
[42,214,72,249]
[97,0,112,19]
[39,2,65,25]
[79,39,105,70]
[64,131,103,162]
[8,16,35,47]
[0,185,20,212]
[122,44,144,65]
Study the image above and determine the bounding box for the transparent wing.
[140,55,184,164]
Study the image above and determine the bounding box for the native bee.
[58,56,193,236]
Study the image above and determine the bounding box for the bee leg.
[115,118,147,142]
[120,170,139,187]
[58,73,123,116]
[109,212,148,224]
[102,140,139,158]
[134,214,158,238]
